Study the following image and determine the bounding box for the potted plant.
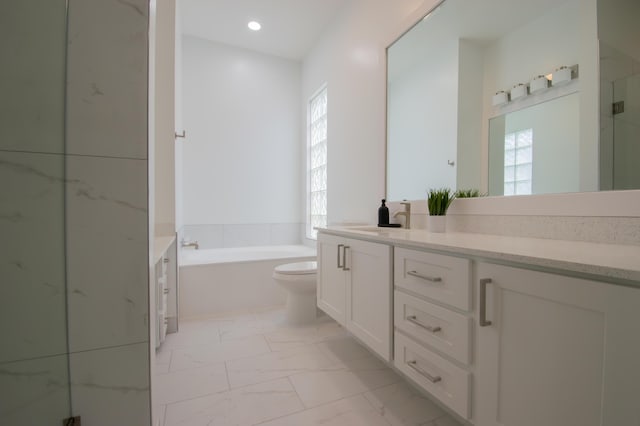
[427,188,454,232]
[454,189,485,198]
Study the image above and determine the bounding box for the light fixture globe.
[247,21,261,31]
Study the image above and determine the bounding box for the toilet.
[272,261,318,325]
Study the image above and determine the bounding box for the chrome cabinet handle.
[342,246,350,271]
[407,270,442,282]
[406,315,441,333]
[163,288,170,295]
[407,360,442,383]
[337,244,344,269]
[479,278,492,327]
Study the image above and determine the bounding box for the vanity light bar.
[530,75,550,93]
[551,66,575,86]
[492,64,578,107]
[510,83,528,100]
[492,91,509,106]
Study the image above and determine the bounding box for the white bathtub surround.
[179,245,316,318]
[154,306,462,426]
[180,245,316,266]
[180,222,302,250]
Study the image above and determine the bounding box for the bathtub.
[179,245,317,318]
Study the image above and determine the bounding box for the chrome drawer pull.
[407,360,442,383]
[407,270,442,282]
[342,246,350,271]
[479,278,493,327]
[406,315,441,333]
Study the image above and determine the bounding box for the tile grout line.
[161,404,167,426]
[224,359,231,390]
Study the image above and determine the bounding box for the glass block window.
[504,129,533,196]
[307,86,328,240]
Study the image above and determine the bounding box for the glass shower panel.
[613,73,640,189]
[0,0,71,424]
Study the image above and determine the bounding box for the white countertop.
[319,226,640,285]
[154,235,176,264]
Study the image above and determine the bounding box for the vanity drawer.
[394,248,471,311]
[394,291,472,364]
[395,332,471,419]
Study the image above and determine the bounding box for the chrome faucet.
[393,202,411,229]
[181,238,199,250]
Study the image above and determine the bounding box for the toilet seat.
[274,261,317,275]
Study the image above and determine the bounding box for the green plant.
[455,189,485,198]
[427,188,454,216]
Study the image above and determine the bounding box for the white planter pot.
[427,215,446,233]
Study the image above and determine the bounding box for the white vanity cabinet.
[474,262,640,426]
[155,254,169,347]
[393,247,473,419]
[317,234,347,323]
[318,227,640,426]
[154,236,178,349]
[317,233,393,361]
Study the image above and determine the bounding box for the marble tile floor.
[154,306,463,426]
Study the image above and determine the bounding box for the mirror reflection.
[386,0,640,200]
[488,93,580,196]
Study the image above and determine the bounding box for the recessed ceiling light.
[248,21,261,31]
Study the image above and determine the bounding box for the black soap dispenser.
[378,199,389,226]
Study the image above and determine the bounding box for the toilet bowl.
[272,261,317,325]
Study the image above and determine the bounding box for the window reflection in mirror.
[488,93,580,196]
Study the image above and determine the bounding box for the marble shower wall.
[0,1,71,424]
[65,0,151,424]
[2,0,154,424]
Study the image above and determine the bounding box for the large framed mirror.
[386,0,640,202]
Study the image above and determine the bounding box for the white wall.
[154,0,176,236]
[174,0,184,233]
[598,0,640,63]
[181,36,302,227]
[301,0,438,228]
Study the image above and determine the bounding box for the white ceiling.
[179,0,350,61]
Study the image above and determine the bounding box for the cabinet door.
[345,238,393,361]
[317,234,346,324]
[475,262,640,426]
